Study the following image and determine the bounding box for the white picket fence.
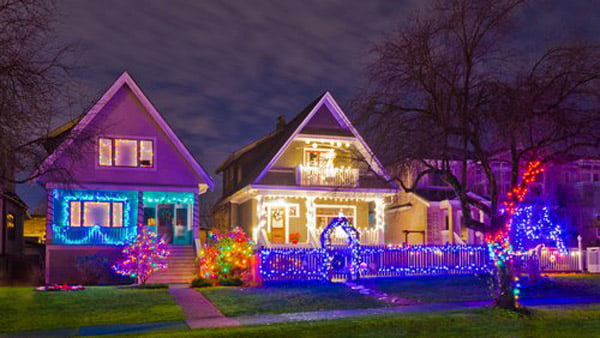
[539,247,584,272]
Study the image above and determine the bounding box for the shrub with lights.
[197,227,254,285]
[112,227,170,285]
[486,161,567,309]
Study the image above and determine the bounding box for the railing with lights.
[257,244,492,281]
[52,225,137,245]
[296,165,359,187]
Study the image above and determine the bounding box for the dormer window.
[98,137,154,168]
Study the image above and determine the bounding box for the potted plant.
[289,232,300,244]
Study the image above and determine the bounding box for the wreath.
[272,209,284,221]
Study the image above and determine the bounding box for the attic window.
[98,137,154,168]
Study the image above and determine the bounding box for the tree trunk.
[495,260,518,310]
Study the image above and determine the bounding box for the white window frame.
[69,200,125,228]
[303,147,331,167]
[97,136,156,169]
[315,204,357,228]
[143,203,193,232]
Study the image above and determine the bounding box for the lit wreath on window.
[271,209,284,221]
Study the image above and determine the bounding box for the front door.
[269,207,286,244]
[157,204,174,243]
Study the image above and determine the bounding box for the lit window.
[83,202,111,227]
[315,206,355,228]
[70,201,82,226]
[115,139,138,167]
[98,138,113,166]
[112,202,123,227]
[6,214,15,240]
[139,140,154,168]
[68,201,124,227]
[97,137,154,168]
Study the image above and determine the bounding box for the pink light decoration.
[112,226,170,284]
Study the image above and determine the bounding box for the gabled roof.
[216,91,396,198]
[216,92,325,179]
[37,72,214,190]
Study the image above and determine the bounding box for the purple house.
[37,72,214,284]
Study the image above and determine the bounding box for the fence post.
[577,235,584,272]
[251,253,262,286]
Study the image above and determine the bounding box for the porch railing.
[296,165,359,187]
[315,226,379,245]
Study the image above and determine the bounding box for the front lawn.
[198,281,389,316]
[360,273,600,304]
[360,274,491,303]
[127,305,600,337]
[0,286,184,333]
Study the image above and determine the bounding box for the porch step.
[147,245,197,284]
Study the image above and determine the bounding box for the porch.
[253,193,387,247]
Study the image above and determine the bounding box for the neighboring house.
[385,161,488,246]
[37,72,214,284]
[387,155,600,247]
[0,162,29,284]
[0,150,28,258]
[541,158,600,247]
[213,92,398,246]
[24,203,46,244]
[0,191,28,257]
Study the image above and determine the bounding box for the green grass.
[198,281,389,316]
[124,305,600,337]
[0,286,184,333]
[360,273,600,304]
[361,274,492,303]
[522,274,600,298]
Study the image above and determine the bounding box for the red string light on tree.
[486,160,544,305]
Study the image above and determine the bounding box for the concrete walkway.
[168,284,240,329]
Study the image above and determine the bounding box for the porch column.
[137,191,143,232]
[254,195,268,245]
[374,198,386,245]
[306,197,318,246]
[45,188,54,284]
[193,194,199,241]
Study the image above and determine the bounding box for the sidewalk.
[5,295,600,337]
[168,284,240,329]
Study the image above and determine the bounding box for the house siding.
[385,195,428,245]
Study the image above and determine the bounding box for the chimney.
[276,115,286,130]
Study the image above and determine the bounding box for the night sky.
[18,0,600,210]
